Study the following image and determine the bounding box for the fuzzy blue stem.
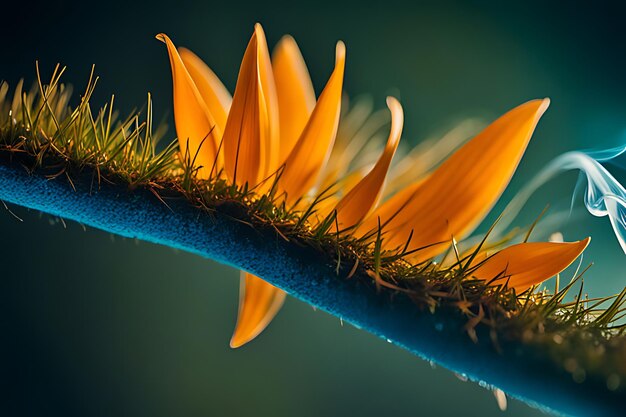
[0,162,619,417]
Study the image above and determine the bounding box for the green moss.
[1,65,625,398]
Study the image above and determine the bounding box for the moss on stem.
[0,158,623,416]
[2,69,626,416]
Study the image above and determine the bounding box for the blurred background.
[1,0,626,416]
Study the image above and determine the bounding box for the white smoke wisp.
[493,148,626,254]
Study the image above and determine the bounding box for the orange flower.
[159,25,589,348]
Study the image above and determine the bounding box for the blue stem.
[0,161,619,417]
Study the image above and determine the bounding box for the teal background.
[1,1,626,416]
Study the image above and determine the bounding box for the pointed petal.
[471,238,590,292]
[334,97,404,228]
[381,99,550,261]
[313,168,368,223]
[385,119,481,196]
[357,180,423,237]
[255,24,281,177]
[178,47,232,133]
[272,35,316,161]
[230,272,286,348]
[280,41,346,204]
[157,33,221,178]
[222,24,278,187]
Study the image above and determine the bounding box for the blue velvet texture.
[0,162,619,417]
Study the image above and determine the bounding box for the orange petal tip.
[254,22,265,38]
[229,273,286,349]
[580,236,591,249]
[335,41,346,61]
[528,97,550,121]
[229,336,245,349]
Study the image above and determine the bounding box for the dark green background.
[2,1,626,416]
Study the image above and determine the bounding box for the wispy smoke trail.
[494,148,626,253]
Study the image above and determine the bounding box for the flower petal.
[222,24,279,187]
[334,97,404,228]
[385,119,481,196]
[255,24,281,177]
[157,33,221,178]
[230,272,286,348]
[357,181,423,237]
[280,41,346,204]
[313,168,368,223]
[178,47,232,134]
[470,238,590,292]
[380,99,550,261]
[272,35,316,162]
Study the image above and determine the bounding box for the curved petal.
[272,35,316,162]
[178,47,232,134]
[381,99,550,261]
[222,24,278,187]
[255,24,281,177]
[280,41,346,204]
[157,33,221,178]
[470,238,590,292]
[230,272,286,348]
[357,181,423,237]
[385,119,481,196]
[313,168,368,223]
[334,97,404,228]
